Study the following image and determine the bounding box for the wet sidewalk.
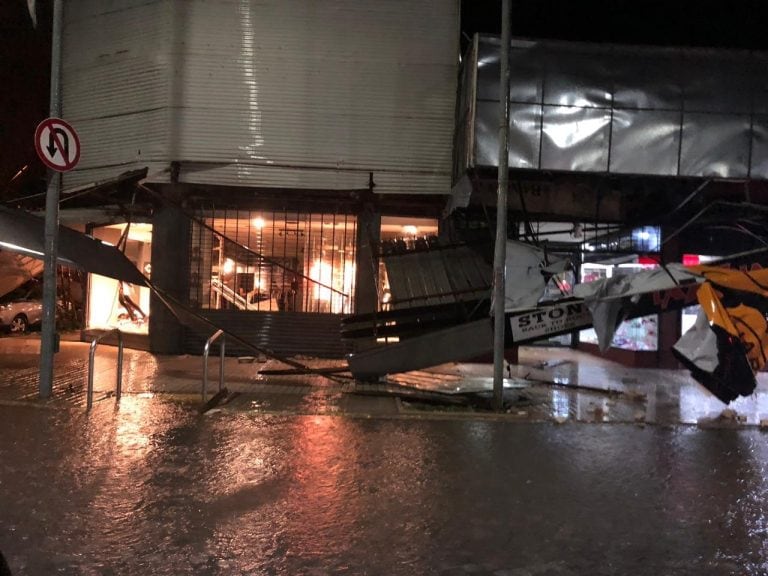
[1,336,767,427]
[2,338,768,575]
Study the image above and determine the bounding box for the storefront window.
[378,217,439,311]
[189,210,357,314]
[87,223,152,334]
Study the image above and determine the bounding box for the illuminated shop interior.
[189,210,358,314]
[187,212,440,316]
[87,223,152,334]
[378,216,440,311]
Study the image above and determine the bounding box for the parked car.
[0,282,43,334]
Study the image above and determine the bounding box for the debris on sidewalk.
[697,407,747,428]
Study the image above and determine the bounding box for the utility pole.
[39,0,64,398]
[492,0,511,411]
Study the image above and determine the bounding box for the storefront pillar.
[149,202,190,354]
[657,230,682,368]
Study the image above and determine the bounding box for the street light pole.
[39,0,64,398]
[492,0,511,411]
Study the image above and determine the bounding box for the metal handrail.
[87,328,124,410]
[202,329,225,401]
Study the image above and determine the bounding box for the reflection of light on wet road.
[287,416,360,557]
[4,398,768,574]
[115,396,151,453]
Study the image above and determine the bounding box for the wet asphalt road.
[0,399,766,575]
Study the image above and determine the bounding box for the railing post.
[219,335,225,392]
[86,329,123,410]
[116,331,124,401]
[87,339,97,410]
[202,329,225,402]
[203,339,210,401]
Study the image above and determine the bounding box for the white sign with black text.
[508,301,593,343]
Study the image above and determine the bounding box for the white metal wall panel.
[61,1,172,189]
[175,163,371,191]
[62,0,458,195]
[171,0,458,194]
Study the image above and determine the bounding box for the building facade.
[61,0,459,355]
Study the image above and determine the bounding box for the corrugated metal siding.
[61,1,172,189]
[183,311,349,358]
[168,0,458,194]
[153,162,372,192]
[62,0,458,194]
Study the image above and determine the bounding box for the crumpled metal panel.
[66,162,168,191]
[541,43,613,109]
[475,102,541,169]
[465,35,768,180]
[540,106,610,172]
[474,101,499,167]
[750,116,768,179]
[611,46,681,110]
[680,113,751,178]
[610,110,680,175]
[477,39,543,104]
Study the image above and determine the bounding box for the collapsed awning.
[0,250,44,299]
[0,205,147,286]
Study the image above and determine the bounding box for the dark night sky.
[3,1,768,200]
[462,0,768,51]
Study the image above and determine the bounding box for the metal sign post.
[492,0,511,411]
[39,0,65,398]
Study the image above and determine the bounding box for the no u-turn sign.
[34,117,81,172]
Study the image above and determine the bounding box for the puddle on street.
[1,397,768,575]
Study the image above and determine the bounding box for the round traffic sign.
[34,117,81,172]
